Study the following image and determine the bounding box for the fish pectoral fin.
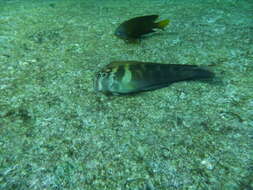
[139,82,172,92]
[125,38,140,43]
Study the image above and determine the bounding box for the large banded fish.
[94,61,214,95]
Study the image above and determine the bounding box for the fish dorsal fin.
[109,61,141,67]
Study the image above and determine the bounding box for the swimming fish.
[114,15,170,42]
[94,61,214,95]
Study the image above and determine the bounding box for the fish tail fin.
[170,65,215,82]
[190,67,215,80]
[156,19,170,29]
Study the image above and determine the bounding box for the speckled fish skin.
[115,15,169,41]
[94,61,214,95]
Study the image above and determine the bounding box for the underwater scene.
[0,0,252,189]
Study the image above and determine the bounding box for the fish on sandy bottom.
[115,15,170,42]
[94,61,214,95]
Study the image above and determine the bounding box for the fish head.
[94,65,124,95]
[114,25,129,40]
[94,62,140,95]
[94,68,111,94]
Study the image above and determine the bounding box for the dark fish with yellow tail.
[115,15,170,42]
[94,61,214,95]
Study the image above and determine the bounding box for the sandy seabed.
[0,0,252,189]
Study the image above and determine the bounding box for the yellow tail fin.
[156,19,170,29]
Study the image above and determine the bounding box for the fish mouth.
[93,73,101,92]
[114,29,127,39]
[114,30,120,36]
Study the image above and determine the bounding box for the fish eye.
[115,30,121,35]
[115,28,125,37]
[97,71,108,78]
